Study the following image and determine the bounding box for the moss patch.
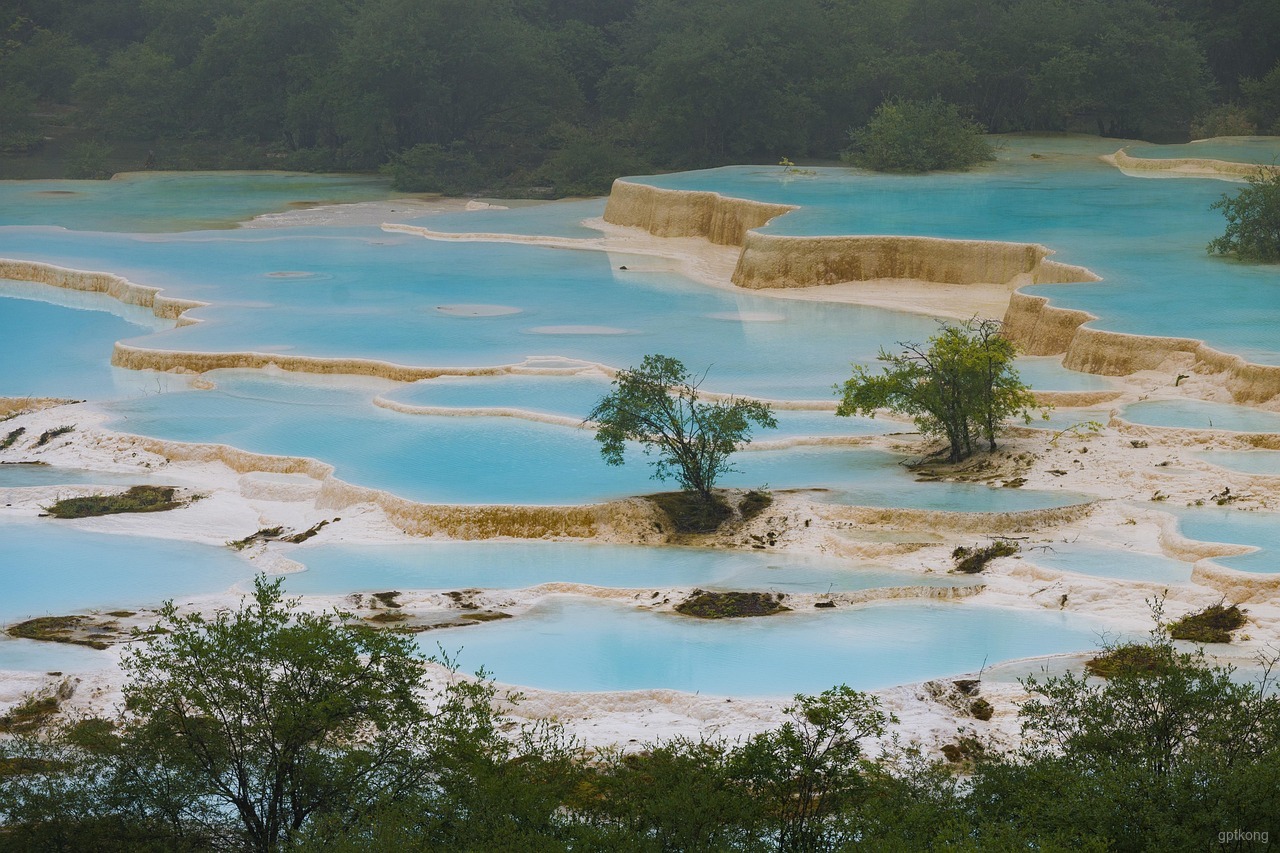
[283,517,337,543]
[44,485,186,518]
[1085,644,1171,678]
[647,491,733,534]
[460,611,513,622]
[675,589,789,619]
[7,616,111,649]
[366,611,409,624]
[951,540,1019,574]
[1169,603,1247,643]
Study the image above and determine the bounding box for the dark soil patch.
[738,489,773,523]
[675,589,789,619]
[44,485,187,519]
[647,491,733,534]
[1169,603,1247,643]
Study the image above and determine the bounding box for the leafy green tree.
[1209,169,1280,262]
[836,319,1037,463]
[731,686,893,852]
[118,576,433,852]
[845,97,994,173]
[588,354,777,505]
[967,620,1280,850]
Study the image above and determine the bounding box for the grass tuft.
[0,426,25,451]
[33,425,74,448]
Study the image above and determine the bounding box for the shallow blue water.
[628,138,1280,366]
[1197,450,1280,476]
[285,541,960,594]
[0,637,113,673]
[1173,507,1280,573]
[102,373,1085,510]
[1125,137,1280,165]
[0,520,252,622]
[1021,543,1193,584]
[0,287,160,399]
[0,464,154,488]
[436,597,1121,696]
[1122,400,1280,433]
[0,172,396,232]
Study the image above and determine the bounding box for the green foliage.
[991,625,1280,850]
[381,142,488,195]
[1168,602,1248,643]
[845,97,995,173]
[117,576,433,851]
[589,354,777,503]
[732,686,894,851]
[1208,169,1280,262]
[1190,103,1256,139]
[65,141,112,179]
[836,319,1038,463]
[0,84,41,152]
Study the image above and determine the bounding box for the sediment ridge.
[0,258,207,323]
[1110,148,1279,180]
[602,180,796,246]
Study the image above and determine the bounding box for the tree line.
[1,0,1278,191]
[1,578,1277,851]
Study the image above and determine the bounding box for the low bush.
[647,491,733,534]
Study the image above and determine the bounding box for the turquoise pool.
[285,540,962,595]
[437,597,1122,696]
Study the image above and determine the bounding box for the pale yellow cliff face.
[602,180,795,246]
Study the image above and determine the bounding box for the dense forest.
[2,0,1279,191]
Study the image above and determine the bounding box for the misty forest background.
[2,0,1279,193]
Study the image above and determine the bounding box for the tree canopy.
[2,0,1275,188]
[1208,169,1280,263]
[845,97,995,173]
[836,319,1038,462]
[588,354,776,504]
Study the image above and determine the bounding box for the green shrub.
[1208,169,1280,262]
[845,97,995,173]
[381,142,489,195]
[1085,643,1171,678]
[1168,603,1247,643]
[1191,103,1256,139]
